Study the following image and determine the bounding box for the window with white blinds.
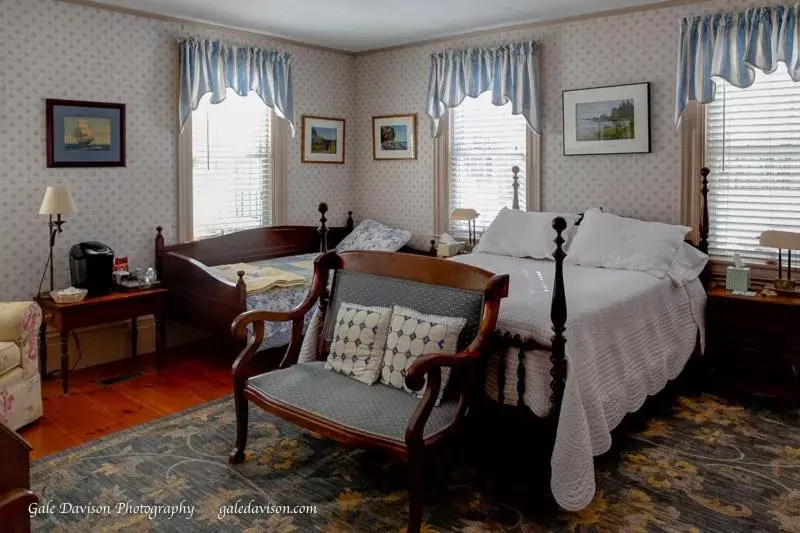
[449,91,527,235]
[706,63,800,263]
[191,89,272,239]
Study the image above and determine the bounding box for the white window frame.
[433,106,541,236]
[177,103,287,243]
[681,80,800,282]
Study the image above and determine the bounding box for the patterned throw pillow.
[380,306,466,399]
[335,219,412,252]
[324,302,392,385]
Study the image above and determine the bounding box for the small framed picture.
[301,115,345,164]
[46,99,126,167]
[562,82,650,156]
[372,114,417,160]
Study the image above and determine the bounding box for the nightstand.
[706,286,800,402]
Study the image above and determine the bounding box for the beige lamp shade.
[759,230,800,250]
[39,186,76,216]
[450,208,479,221]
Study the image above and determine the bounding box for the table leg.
[131,317,138,366]
[60,333,69,395]
[39,320,47,380]
[155,313,165,370]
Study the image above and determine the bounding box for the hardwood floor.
[19,342,237,460]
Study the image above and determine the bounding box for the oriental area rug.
[30,393,800,532]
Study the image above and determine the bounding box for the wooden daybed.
[155,203,436,348]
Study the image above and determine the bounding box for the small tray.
[115,279,162,291]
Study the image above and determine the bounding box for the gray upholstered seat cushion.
[247,362,459,444]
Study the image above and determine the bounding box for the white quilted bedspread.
[452,253,706,511]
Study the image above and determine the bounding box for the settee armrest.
[0,302,40,342]
[0,303,42,379]
[230,252,338,378]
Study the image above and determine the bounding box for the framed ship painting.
[372,114,417,160]
[301,115,345,164]
[46,99,126,167]
[562,82,650,156]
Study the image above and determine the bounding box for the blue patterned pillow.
[335,219,412,252]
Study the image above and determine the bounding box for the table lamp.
[759,230,800,291]
[39,186,77,294]
[450,208,479,246]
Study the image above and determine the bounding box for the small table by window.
[36,288,167,394]
[706,286,800,402]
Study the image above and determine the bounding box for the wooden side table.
[36,288,168,394]
[706,286,800,402]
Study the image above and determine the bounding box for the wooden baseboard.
[43,317,156,372]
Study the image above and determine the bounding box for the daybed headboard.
[155,203,355,271]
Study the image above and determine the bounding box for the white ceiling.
[89,0,669,52]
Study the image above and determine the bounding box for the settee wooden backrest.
[313,251,506,362]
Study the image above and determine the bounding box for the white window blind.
[706,63,800,263]
[449,91,527,235]
[192,89,272,239]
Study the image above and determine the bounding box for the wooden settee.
[228,251,509,533]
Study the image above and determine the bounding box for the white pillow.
[567,208,691,277]
[325,302,392,385]
[380,306,466,401]
[335,219,412,252]
[473,208,581,259]
[666,242,709,286]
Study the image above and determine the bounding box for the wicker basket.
[50,288,88,304]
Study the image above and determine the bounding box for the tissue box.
[437,242,465,258]
[726,266,750,292]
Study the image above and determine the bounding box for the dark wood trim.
[548,217,568,422]
[301,115,346,164]
[699,167,710,255]
[45,98,126,168]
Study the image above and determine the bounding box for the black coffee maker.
[69,242,114,296]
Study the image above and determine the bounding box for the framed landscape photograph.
[372,114,417,160]
[46,99,126,167]
[562,82,650,156]
[302,115,345,164]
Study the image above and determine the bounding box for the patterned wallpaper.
[351,0,786,240]
[0,0,786,301]
[0,0,355,301]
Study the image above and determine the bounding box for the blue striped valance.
[178,38,296,135]
[676,3,800,124]
[426,41,542,137]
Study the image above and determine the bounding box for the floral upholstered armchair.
[0,302,43,430]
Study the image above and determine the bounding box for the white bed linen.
[451,253,706,511]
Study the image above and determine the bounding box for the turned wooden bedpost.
[549,217,568,423]
[155,226,164,277]
[511,166,521,210]
[236,271,247,309]
[346,211,355,233]
[318,202,329,253]
[699,167,710,255]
